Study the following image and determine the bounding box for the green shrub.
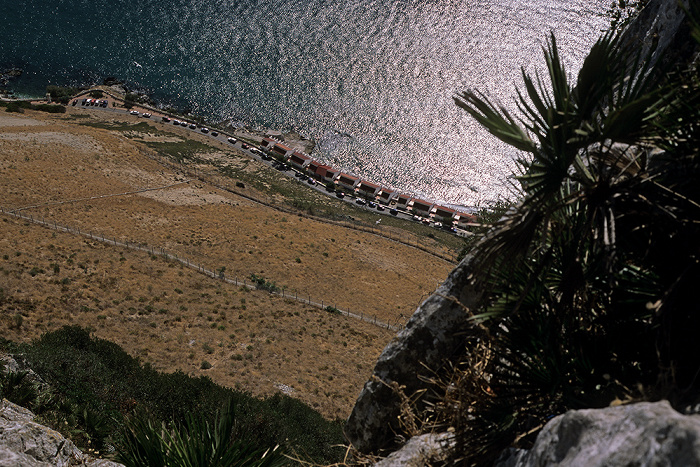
[249,274,280,293]
[3,326,344,464]
[118,400,286,467]
[33,104,66,114]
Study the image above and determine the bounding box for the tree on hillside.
[441,5,700,464]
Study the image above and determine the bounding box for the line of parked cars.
[77,98,108,107]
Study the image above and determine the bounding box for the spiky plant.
[117,399,287,467]
[445,7,700,464]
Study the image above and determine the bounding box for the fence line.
[1,207,406,332]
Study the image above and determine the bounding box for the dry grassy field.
[0,106,457,420]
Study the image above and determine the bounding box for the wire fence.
[1,207,408,332]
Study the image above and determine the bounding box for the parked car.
[390,208,398,215]
[227,137,237,144]
[200,127,209,133]
[355,198,366,205]
[336,192,345,199]
[211,131,218,137]
[368,201,377,208]
[143,112,151,118]
[129,110,139,116]
[307,177,316,185]
[241,143,250,149]
[173,120,181,125]
[162,116,170,122]
[180,121,188,127]
[189,123,197,129]
[377,205,386,211]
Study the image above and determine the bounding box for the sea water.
[0,0,610,207]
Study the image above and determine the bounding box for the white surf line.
[8,179,194,214]
[0,208,403,332]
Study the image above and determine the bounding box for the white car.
[227,137,237,144]
[129,110,139,116]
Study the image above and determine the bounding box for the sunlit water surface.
[1,0,610,206]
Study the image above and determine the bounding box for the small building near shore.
[306,160,323,177]
[454,211,477,229]
[261,138,294,160]
[431,205,458,223]
[316,165,340,184]
[288,151,313,170]
[357,180,381,199]
[408,198,434,216]
[337,172,360,192]
[378,187,397,205]
[396,194,412,209]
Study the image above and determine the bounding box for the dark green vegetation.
[119,400,287,467]
[1,100,66,114]
[47,85,80,104]
[0,326,346,465]
[420,8,700,466]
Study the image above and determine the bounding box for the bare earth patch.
[0,108,455,420]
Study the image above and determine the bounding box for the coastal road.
[68,94,470,237]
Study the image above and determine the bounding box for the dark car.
[355,198,366,205]
[162,116,171,122]
[377,204,386,211]
[336,192,345,199]
[211,131,218,137]
[368,201,377,208]
[390,208,398,215]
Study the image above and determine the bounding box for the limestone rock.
[0,399,124,467]
[619,0,695,70]
[373,433,454,467]
[495,401,700,467]
[345,253,482,454]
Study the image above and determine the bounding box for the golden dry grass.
[0,107,455,420]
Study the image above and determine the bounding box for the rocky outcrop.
[344,253,483,454]
[0,399,124,467]
[495,401,700,467]
[373,433,454,467]
[619,0,696,70]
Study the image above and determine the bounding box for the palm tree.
[445,10,700,464]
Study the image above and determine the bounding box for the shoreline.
[6,83,479,227]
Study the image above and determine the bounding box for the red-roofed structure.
[409,198,434,215]
[357,180,381,198]
[288,151,313,170]
[337,172,360,192]
[378,187,396,204]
